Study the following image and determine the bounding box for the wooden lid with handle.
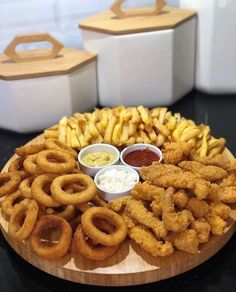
[79,1,196,35]
[0,33,96,80]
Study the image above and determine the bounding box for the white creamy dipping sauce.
[96,168,138,193]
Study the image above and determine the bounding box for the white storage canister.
[79,0,196,107]
[180,0,236,94]
[0,33,97,133]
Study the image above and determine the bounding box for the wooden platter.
[0,134,236,286]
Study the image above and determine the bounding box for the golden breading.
[168,229,199,254]
[129,225,174,257]
[191,218,211,243]
[209,202,231,220]
[162,188,194,233]
[130,181,165,201]
[162,141,192,165]
[107,196,130,212]
[206,214,227,236]
[185,197,210,219]
[173,189,189,209]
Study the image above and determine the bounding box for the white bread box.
[0,33,97,133]
[180,0,236,94]
[79,0,196,107]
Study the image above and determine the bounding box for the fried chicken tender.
[208,184,236,203]
[162,188,194,233]
[120,212,137,229]
[130,181,165,201]
[173,189,189,209]
[186,197,209,218]
[125,199,167,239]
[162,141,192,165]
[218,173,236,187]
[206,214,227,236]
[150,198,162,217]
[191,153,234,171]
[141,164,211,200]
[107,196,130,212]
[209,202,231,220]
[169,229,199,254]
[191,218,211,243]
[129,226,174,257]
[178,161,227,181]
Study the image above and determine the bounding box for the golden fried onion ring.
[30,215,72,260]
[1,190,24,217]
[36,150,76,174]
[16,144,45,157]
[51,174,96,205]
[31,174,61,208]
[0,172,21,198]
[73,224,120,261]
[23,154,44,175]
[19,175,36,199]
[81,207,128,246]
[8,199,39,241]
[45,138,77,159]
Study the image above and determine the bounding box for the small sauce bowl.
[120,143,162,173]
[78,144,120,177]
[94,165,139,201]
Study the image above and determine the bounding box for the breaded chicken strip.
[186,197,209,218]
[173,189,189,209]
[129,226,174,257]
[206,214,227,236]
[162,141,192,165]
[191,218,211,243]
[125,199,167,239]
[131,181,165,201]
[162,188,194,233]
[219,173,236,187]
[209,202,231,220]
[168,229,199,254]
[208,184,236,203]
[191,153,234,171]
[178,161,227,181]
[141,164,211,200]
[107,196,130,212]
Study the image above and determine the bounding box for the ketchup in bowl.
[123,148,160,167]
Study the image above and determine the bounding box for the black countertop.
[0,90,236,292]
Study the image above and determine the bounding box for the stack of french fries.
[44,106,226,158]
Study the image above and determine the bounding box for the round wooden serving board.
[0,134,236,286]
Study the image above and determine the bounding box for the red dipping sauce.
[123,148,160,167]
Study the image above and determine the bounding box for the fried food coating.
[150,198,162,217]
[218,173,236,187]
[107,196,131,212]
[220,186,236,203]
[141,164,211,200]
[129,226,174,257]
[209,202,231,220]
[186,197,209,218]
[162,188,194,233]
[162,141,192,165]
[173,189,189,209]
[178,161,227,181]
[130,181,165,201]
[206,214,227,236]
[125,199,167,239]
[169,229,199,254]
[191,153,234,171]
[191,218,211,243]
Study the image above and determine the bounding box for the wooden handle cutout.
[4,33,63,63]
[110,0,166,19]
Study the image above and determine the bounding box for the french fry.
[172,118,189,141]
[166,115,177,131]
[179,127,201,142]
[137,105,151,125]
[208,146,224,158]
[158,108,168,124]
[139,130,151,144]
[145,125,158,142]
[128,121,138,137]
[44,125,59,138]
[197,126,210,157]
[208,137,226,151]
[71,129,80,148]
[150,107,161,118]
[104,115,118,144]
[66,126,72,146]
[153,118,170,137]
[156,133,166,147]
[58,116,68,144]
[120,122,129,145]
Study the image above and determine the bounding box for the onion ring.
[36,150,76,174]
[31,174,61,207]
[16,144,45,157]
[8,157,26,172]
[0,172,21,198]
[45,138,77,159]
[73,224,119,261]
[23,154,44,175]
[81,207,128,246]
[30,215,72,260]
[44,205,76,221]
[51,174,96,205]
[8,199,39,241]
[1,190,24,217]
[19,175,36,199]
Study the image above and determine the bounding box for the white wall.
[0,0,179,52]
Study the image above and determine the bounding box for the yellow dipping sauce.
[81,151,116,167]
